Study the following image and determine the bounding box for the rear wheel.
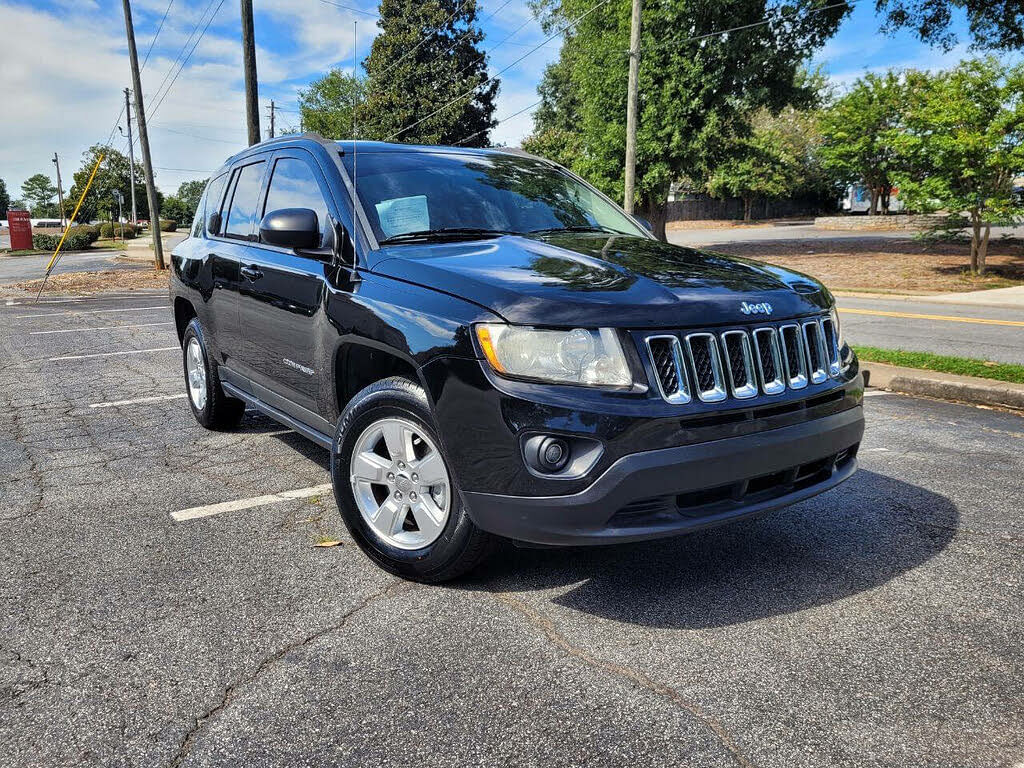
[181,318,245,430]
[331,377,494,582]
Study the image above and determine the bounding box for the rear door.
[235,149,335,424]
[208,158,269,385]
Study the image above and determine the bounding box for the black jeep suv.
[170,134,864,582]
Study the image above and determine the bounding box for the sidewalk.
[865,361,1024,411]
[119,232,187,262]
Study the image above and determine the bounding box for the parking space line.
[172,483,333,522]
[31,321,174,335]
[6,293,165,306]
[89,393,188,409]
[50,346,178,361]
[15,305,167,319]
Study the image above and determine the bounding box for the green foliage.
[876,0,1024,51]
[298,69,365,140]
[160,196,192,228]
[818,71,909,215]
[892,58,1024,274]
[524,0,849,238]
[159,219,177,232]
[176,179,207,215]
[361,0,498,146]
[64,146,158,223]
[32,231,93,251]
[854,346,1024,384]
[21,173,58,212]
[67,224,99,244]
[0,178,9,218]
[99,222,138,239]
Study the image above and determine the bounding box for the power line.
[143,0,220,113]
[375,0,474,80]
[314,0,380,17]
[387,0,614,141]
[141,0,174,70]
[454,97,542,146]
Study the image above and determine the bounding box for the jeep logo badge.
[740,301,773,316]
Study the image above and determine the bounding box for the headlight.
[829,307,845,349]
[476,324,632,388]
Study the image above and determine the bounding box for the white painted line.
[50,346,177,361]
[6,293,165,306]
[172,483,333,522]
[89,393,187,409]
[862,390,896,397]
[15,305,166,319]
[31,321,174,335]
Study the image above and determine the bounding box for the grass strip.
[854,345,1024,385]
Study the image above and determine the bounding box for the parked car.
[170,135,864,582]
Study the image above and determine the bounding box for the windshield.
[340,150,648,243]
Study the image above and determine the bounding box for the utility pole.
[267,100,276,139]
[623,0,642,215]
[241,0,260,145]
[120,0,165,270]
[51,153,66,229]
[122,88,138,225]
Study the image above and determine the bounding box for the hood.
[370,232,833,327]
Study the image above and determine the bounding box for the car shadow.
[460,470,957,629]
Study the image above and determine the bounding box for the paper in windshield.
[375,195,430,238]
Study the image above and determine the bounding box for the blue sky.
[0,0,994,199]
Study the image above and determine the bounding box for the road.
[666,223,1024,245]
[0,249,143,284]
[1,291,1021,767]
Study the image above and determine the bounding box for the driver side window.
[263,157,330,247]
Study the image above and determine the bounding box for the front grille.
[645,314,843,404]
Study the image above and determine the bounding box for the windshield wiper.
[379,227,513,244]
[527,225,631,236]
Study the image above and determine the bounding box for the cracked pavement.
[1,290,1022,767]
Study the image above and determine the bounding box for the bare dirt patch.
[2,268,169,296]
[703,236,1024,292]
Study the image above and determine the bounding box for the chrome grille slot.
[752,327,785,395]
[685,333,727,402]
[778,324,808,389]
[644,335,691,404]
[803,320,828,384]
[821,317,841,376]
[720,331,758,399]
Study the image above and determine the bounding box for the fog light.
[524,435,570,473]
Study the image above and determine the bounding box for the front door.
[236,149,336,425]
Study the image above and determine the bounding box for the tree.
[876,0,1024,51]
[707,138,793,221]
[64,145,155,223]
[361,0,498,146]
[176,179,207,216]
[818,71,908,215]
[20,173,58,213]
[0,178,9,218]
[893,58,1024,275]
[161,196,192,226]
[298,69,365,139]
[523,0,849,239]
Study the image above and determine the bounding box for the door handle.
[240,265,263,281]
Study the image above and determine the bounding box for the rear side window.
[223,161,266,240]
[263,157,330,246]
[193,173,228,238]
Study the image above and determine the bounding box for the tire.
[331,376,494,583]
[181,318,246,430]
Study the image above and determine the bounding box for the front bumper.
[461,404,864,545]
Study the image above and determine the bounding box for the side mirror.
[633,216,654,233]
[207,211,221,236]
[259,208,319,250]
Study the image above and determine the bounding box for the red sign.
[7,210,32,251]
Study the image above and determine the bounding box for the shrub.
[99,222,137,239]
[32,232,94,251]
[159,219,177,232]
[66,224,99,244]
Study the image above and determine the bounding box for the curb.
[864,361,1024,411]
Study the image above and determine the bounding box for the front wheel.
[331,377,494,582]
[181,318,245,430]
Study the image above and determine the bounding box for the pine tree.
[361,0,498,146]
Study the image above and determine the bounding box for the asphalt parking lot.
[1,291,1022,767]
